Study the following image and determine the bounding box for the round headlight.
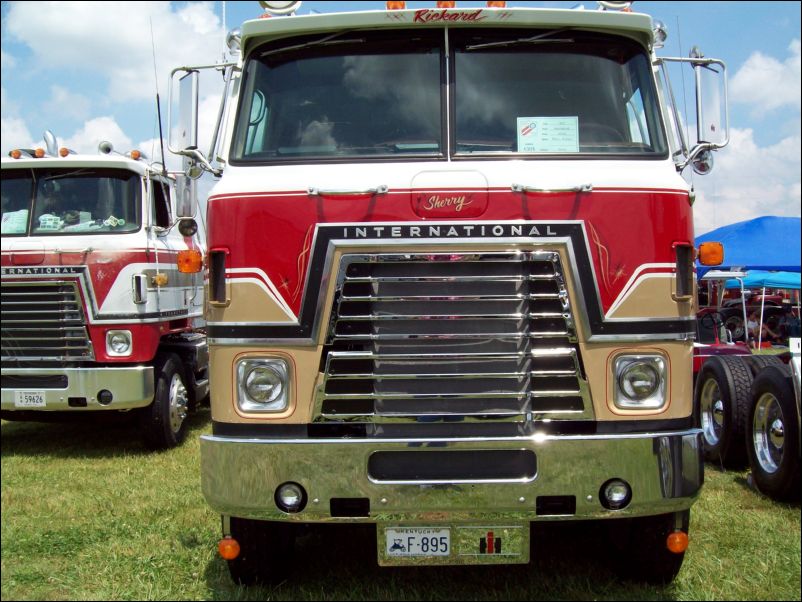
[618,362,659,400]
[245,365,283,403]
[108,331,131,355]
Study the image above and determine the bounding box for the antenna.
[150,17,168,177]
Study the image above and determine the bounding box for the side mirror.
[175,70,199,152]
[694,53,728,147]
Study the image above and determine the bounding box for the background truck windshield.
[1,168,141,236]
[231,28,666,163]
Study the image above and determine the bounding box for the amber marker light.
[487,1,507,6]
[152,273,169,287]
[34,148,45,158]
[218,537,241,560]
[386,1,405,9]
[666,530,689,554]
[177,249,203,273]
[59,147,70,157]
[10,149,22,159]
[130,150,142,160]
[437,1,456,7]
[698,241,724,266]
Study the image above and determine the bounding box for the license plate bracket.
[378,523,529,566]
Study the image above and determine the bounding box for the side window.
[151,178,172,228]
[625,88,650,145]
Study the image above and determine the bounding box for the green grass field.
[2,411,800,601]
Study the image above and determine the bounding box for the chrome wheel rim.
[168,373,189,434]
[700,378,725,446]
[753,392,785,474]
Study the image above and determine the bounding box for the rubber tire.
[609,511,688,584]
[693,355,753,467]
[741,354,784,378]
[139,352,189,450]
[227,517,296,586]
[746,366,801,501]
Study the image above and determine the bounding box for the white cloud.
[730,39,801,113]
[0,115,37,151]
[691,127,802,235]
[43,86,92,123]
[61,116,133,154]
[5,1,225,102]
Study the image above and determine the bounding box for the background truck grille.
[1,281,94,362]
[317,252,591,422]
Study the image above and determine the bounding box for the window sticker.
[516,117,579,153]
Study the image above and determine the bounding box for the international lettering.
[340,224,559,239]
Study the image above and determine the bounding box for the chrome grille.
[317,252,591,422]
[1,281,94,361]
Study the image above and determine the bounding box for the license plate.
[385,527,450,557]
[14,390,46,408]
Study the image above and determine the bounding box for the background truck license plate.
[14,390,46,408]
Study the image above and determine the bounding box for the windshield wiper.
[465,28,574,51]
[260,31,365,58]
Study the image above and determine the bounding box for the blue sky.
[2,1,800,235]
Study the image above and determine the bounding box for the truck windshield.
[231,28,666,163]
[453,30,667,155]
[1,168,141,236]
[231,31,443,161]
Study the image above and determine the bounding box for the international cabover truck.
[169,0,728,583]
[1,132,208,449]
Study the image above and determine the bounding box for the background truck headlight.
[614,355,667,409]
[236,358,290,412]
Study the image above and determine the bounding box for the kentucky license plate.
[14,390,46,408]
[385,527,450,557]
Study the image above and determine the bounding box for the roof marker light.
[10,149,22,159]
[34,148,45,158]
[437,1,456,7]
[59,147,73,157]
[386,1,406,9]
[130,150,142,160]
[487,1,506,6]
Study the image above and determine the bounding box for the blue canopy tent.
[696,216,801,277]
[725,270,801,291]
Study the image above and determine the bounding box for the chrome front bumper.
[1,365,155,411]
[201,428,703,522]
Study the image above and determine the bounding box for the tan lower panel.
[208,281,296,324]
[607,275,695,319]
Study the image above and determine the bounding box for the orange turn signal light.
[666,530,689,554]
[698,241,724,266]
[218,536,241,560]
[177,249,203,274]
